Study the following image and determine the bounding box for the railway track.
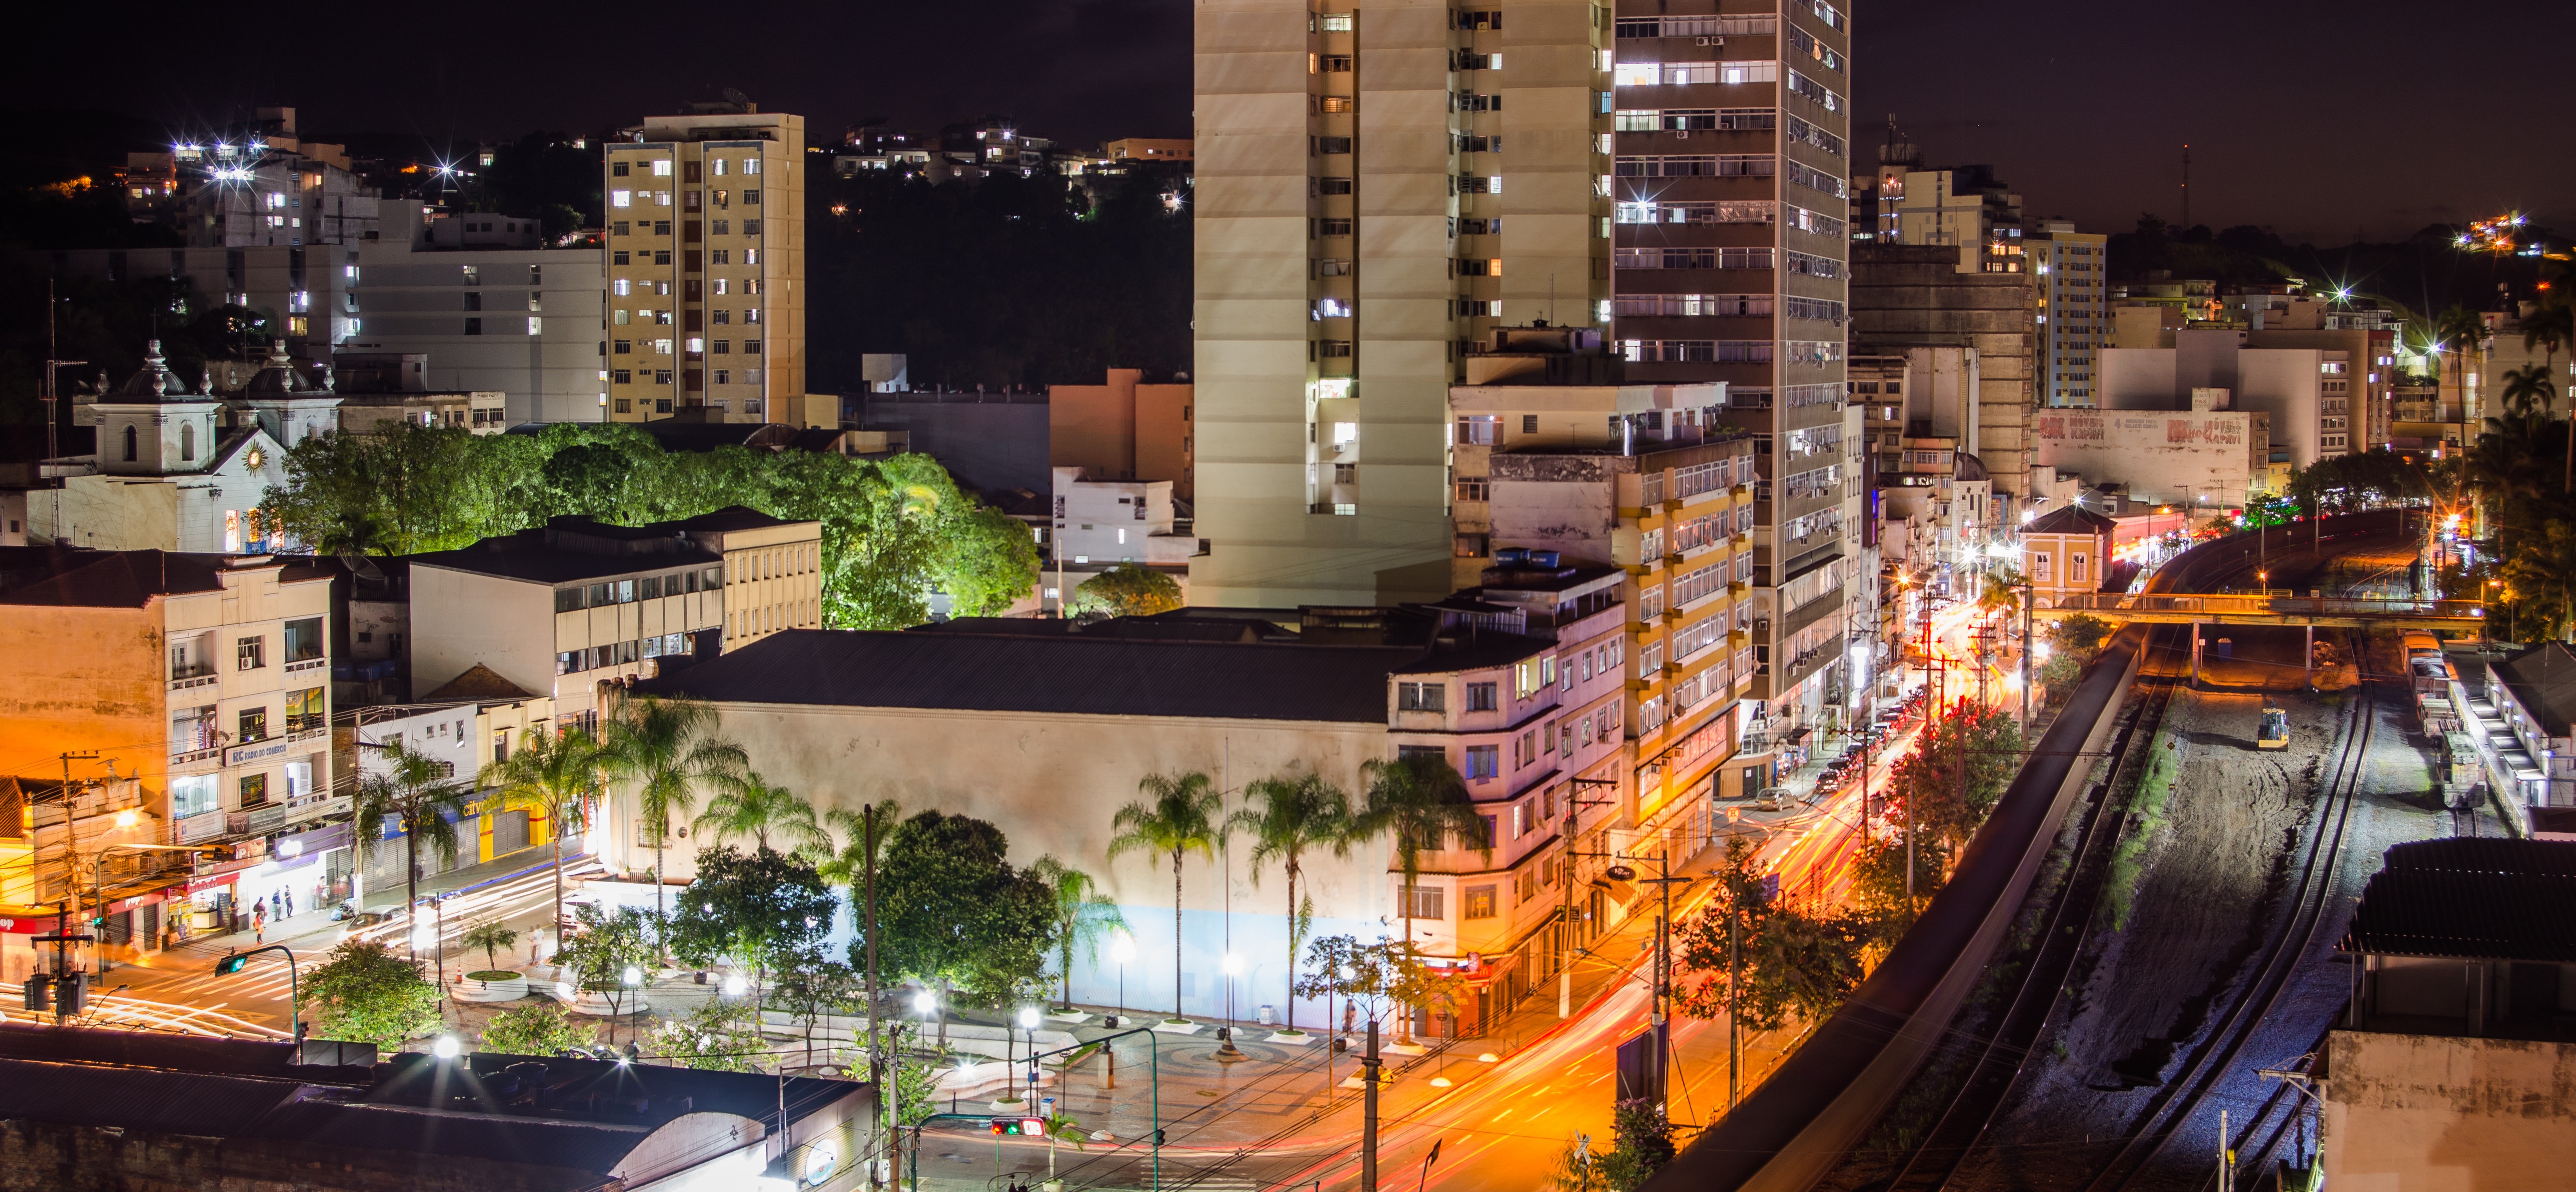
[1872,626,2188,1192]
[2067,633,2373,1192]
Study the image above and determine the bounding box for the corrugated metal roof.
[641,628,1414,723]
[2342,839,2576,961]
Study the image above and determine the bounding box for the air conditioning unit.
[1697,36,1713,45]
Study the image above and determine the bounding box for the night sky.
[12,0,2570,243]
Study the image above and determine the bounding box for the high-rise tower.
[1190,0,1614,607]
[1608,1,1858,737]
[602,106,820,427]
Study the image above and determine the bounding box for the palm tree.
[2501,521,2576,643]
[1028,856,1128,1012]
[2498,364,2557,421]
[693,773,828,855]
[461,920,520,973]
[598,695,749,935]
[353,739,474,962]
[1107,772,1225,1022]
[2435,305,2490,416]
[1357,753,1488,1040]
[1227,771,1357,1036]
[819,798,899,1162]
[478,724,605,939]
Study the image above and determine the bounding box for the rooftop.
[2023,504,2116,535]
[0,548,327,608]
[2341,838,2576,963]
[404,519,725,586]
[2490,642,2576,737]
[418,662,542,703]
[635,627,1418,723]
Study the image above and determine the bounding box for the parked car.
[1753,787,1793,812]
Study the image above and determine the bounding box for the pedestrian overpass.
[2034,592,2488,631]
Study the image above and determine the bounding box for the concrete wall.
[2235,349,2325,468]
[847,394,1052,494]
[2323,1029,2576,1192]
[2028,409,2263,509]
[1050,370,1197,501]
[631,701,1403,1023]
[405,569,556,703]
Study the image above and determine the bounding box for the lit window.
[651,160,673,176]
[611,189,631,208]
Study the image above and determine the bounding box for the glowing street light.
[912,988,938,1016]
[432,1035,462,1059]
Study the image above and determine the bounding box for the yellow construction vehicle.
[2258,706,2290,749]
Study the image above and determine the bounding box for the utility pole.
[861,803,886,1176]
[1726,875,1741,1111]
[1361,1017,1382,1192]
[2218,1109,2232,1191]
[2019,580,2034,732]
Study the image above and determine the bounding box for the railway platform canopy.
[2036,591,2488,631]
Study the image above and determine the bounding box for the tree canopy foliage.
[304,940,444,1049]
[1071,564,1184,618]
[667,845,838,1008]
[870,811,1056,1007]
[263,421,1039,627]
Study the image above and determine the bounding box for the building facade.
[602,107,816,427]
[2027,222,2106,407]
[343,201,610,425]
[1189,0,1615,607]
[1050,369,1197,500]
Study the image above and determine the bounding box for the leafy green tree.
[650,997,768,1071]
[1881,700,2024,859]
[352,740,474,957]
[1358,753,1488,1033]
[1291,933,1399,1032]
[1071,564,1184,618]
[770,953,863,1070]
[693,772,828,855]
[478,725,605,936]
[600,695,748,933]
[666,845,838,1011]
[2501,520,2576,642]
[264,420,525,555]
[461,920,520,976]
[555,903,663,1026]
[1228,771,1358,1035]
[1027,856,1127,1011]
[1109,772,1226,1022]
[872,811,1056,1032]
[1674,839,1874,1032]
[1550,1100,1677,1191]
[2038,614,2115,700]
[305,940,443,1049]
[480,1001,598,1056]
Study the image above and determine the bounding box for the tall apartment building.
[1190,0,1614,608]
[2027,221,2107,407]
[602,107,818,427]
[1849,243,2036,513]
[1610,1,1859,737]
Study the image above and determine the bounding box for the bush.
[480,1002,597,1056]
[304,940,443,1049]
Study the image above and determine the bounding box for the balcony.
[284,656,329,678]
[169,664,219,693]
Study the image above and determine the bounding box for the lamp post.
[1109,930,1136,1026]
[1013,1004,1042,1103]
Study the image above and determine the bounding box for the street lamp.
[1109,930,1137,1026]
[1217,953,1246,1059]
[1012,1004,1042,1103]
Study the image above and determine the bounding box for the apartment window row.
[1314,136,1352,155]
[1455,174,1503,194]
[1456,134,1502,153]
[1620,339,1772,363]
[1783,295,1847,324]
[1786,69,1843,113]
[553,568,722,612]
[1612,107,1776,133]
[1315,218,1353,238]
[556,632,695,676]
[1455,257,1502,276]
[1454,91,1504,112]
[1614,199,1774,225]
[1784,382,1842,408]
[1785,114,1845,158]
[1785,24,1844,72]
[1784,340,1846,366]
[1613,247,1772,270]
[1785,250,1842,279]
[1784,160,1847,199]
[1672,612,1727,661]
[1454,50,1502,71]
[1811,1,1844,31]
[1788,204,1847,239]
[733,543,817,582]
[1674,459,1746,502]
[1615,154,1772,178]
[1613,14,1777,38]
[611,157,759,180]
[1675,561,1727,605]
[1780,464,1840,499]
[1613,293,1770,318]
[609,190,674,208]
[1615,60,1777,86]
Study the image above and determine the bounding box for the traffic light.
[214,953,249,975]
[985,1118,1047,1137]
[20,974,50,1012]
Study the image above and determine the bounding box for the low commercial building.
[634,601,1676,1036]
[2326,839,2576,1188]
[0,1023,870,1192]
[2450,642,2576,835]
[1042,467,1199,614]
[339,666,561,893]
[403,510,818,729]
[0,549,341,980]
[2101,328,2346,467]
[2017,506,2115,608]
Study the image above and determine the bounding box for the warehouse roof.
[638,627,1415,723]
[2341,838,2576,962]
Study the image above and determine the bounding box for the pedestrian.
[284,889,295,918]
[252,902,266,945]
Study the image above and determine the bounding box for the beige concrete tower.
[1191,0,1613,607]
[1609,1,1857,737]
[603,107,819,426]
